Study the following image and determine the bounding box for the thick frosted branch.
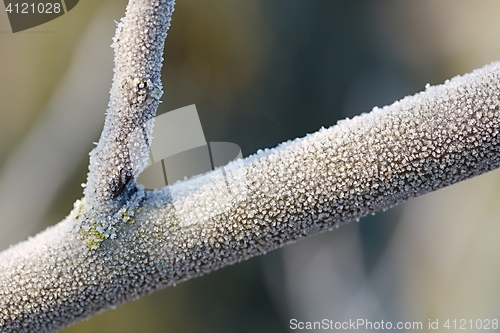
[85,0,175,211]
[1,62,500,332]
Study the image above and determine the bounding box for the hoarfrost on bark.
[1,0,500,330]
[1,61,499,332]
[85,0,175,212]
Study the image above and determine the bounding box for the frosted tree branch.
[1,0,500,331]
[85,0,175,211]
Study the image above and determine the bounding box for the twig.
[85,0,175,211]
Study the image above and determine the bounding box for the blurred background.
[1,0,500,332]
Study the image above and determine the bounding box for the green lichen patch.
[122,210,135,224]
[79,225,105,250]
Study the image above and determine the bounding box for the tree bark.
[1,0,500,331]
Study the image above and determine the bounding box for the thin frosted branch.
[85,0,175,211]
[1,62,500,332]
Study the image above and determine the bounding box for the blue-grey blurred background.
[1,1,500,332]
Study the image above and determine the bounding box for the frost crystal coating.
[85,0,175,211]
[1,0,500,330]
[1,62,499,332]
